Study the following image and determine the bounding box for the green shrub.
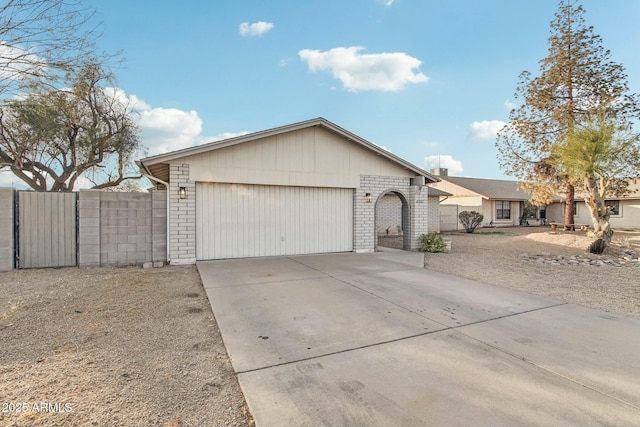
[420,232,447,253]
[458,210,484,233]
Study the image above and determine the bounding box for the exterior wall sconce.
[179,187,187,199]
[365,193,372,203]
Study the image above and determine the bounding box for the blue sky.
[4,0,640,187]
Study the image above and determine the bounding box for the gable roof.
[139,117,438,184]
[427,187,451,197]
[437,176,530,200]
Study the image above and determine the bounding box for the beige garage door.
[196,183,353,260]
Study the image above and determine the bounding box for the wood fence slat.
[18,192,77,268]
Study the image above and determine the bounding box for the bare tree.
[0,0,100,96]
[0,60,143,191]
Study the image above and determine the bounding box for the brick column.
[169,164,196,264]
[0,188,14,271]
[407,185,429,250]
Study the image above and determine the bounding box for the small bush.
[458,210,484,233]
[588,238,606,254]
[420,232,447,253]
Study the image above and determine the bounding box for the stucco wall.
[547,200,640,229]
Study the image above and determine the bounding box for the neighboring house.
[376,187,450,235]
[546,178,640,229]
[139,118,439,263]
[429,169,531,230]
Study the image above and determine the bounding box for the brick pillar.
[407,185,429,250]
[353,185,376,253]
[169,164,196,264]
[0,188,14,271]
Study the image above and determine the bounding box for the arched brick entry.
[374,190,410,251]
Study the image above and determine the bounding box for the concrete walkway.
[198,250,640,426]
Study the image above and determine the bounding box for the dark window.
[606,200,620,216]
[496,200,511,219]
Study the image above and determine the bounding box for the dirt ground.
[415,226,640,320]
[0,266,253,427]
[2,227,639,427]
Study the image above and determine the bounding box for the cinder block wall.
[0,188,14,271]
[78,190,167,267]
[376,194,403,235]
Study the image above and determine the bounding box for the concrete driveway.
[198,250,640,426]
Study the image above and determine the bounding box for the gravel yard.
[2,226,639,426]
[0,266,253,427]
[420,227,640,320]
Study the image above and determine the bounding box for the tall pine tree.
[496,0,639,230]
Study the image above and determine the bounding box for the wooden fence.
[16,191,77,268]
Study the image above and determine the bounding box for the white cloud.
[239,21,274,37]
[0,42,45,81]
[134,100,250,155]
[468,120,506,141]
[299,46,428,92]
[423,155,464,175]
[87,87,207,155]
[0,170,25,188]
[504,99,517,111]
[105,87,151,111]
[138,108,203,155]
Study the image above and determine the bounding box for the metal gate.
[16,191,77,268]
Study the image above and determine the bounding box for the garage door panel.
[197,183,353,260]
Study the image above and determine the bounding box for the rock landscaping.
[519,249,639,267]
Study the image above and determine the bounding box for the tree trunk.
[563,182,575,231]
[584,177,613,243]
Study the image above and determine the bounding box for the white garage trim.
[196,183,353,260]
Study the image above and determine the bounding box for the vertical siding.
[196,183,353,260]
[18,192,77,268]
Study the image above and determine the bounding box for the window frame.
[562,201,579,216]
[495,200,511,220]
[605,200,621,217]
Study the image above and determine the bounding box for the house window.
[496,200,511,219]
[606,200,620,216]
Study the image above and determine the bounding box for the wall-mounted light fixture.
[365,193,372,203]
[179,186,187,199]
